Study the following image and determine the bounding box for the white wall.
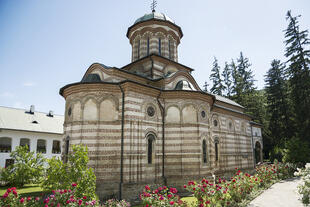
[0,129,63,167]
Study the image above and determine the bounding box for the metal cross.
[151,0,157,12]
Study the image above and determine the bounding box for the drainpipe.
[118,84,125,200]
[157,90,167,185]
[250,123,255,169]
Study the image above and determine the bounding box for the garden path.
[248,177,303,207]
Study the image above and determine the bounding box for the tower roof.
[134,12,175,24]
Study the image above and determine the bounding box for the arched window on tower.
[168,40,172,59]
[137,39,140,59]
[20,138,30,151]
[158,38,161,56]
[147,134,155,164]
[147,37,150,56]
[202,139,207,164]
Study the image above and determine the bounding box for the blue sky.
[0,0,309,115]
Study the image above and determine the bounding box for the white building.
[0,105,64,167]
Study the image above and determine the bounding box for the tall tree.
[265,60,293,146]
[284,10,310,143]
[209,57,224,95]
[231,52,256,106]
[221,62,233,98]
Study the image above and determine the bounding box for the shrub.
[140,185,185,207]
[295,163,310,205]
[282,137,310,165]
[41,144,97,199]
[0,145,45,187]
[102,199,131,207]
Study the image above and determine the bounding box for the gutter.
[118,84,125,200]
[250,124,255,169]
[156,90,167,185]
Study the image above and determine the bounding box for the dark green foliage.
[284,10,310,145]
[41,144,97,199]
[265,60,294,148]
[282,137,310,165]
[221,62,233,97]
[210,57,225,95]
[0,146,45,187]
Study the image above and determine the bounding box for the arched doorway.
[255,141,262,164]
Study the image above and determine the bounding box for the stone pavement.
[248,177,304,207]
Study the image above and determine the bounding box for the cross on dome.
[151,0,157,12]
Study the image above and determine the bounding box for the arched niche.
[100,99,118,121]
[72,101,81,121]
[166,106,180,123]
[83,99,98,121]
[182,105,197,123]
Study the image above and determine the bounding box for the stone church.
[60,9,263,200]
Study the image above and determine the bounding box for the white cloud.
[0,92,15,98]
[23,82,36,87]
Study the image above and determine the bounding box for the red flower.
[83,196,87,200]
[20,198,25,203]
[145,185,150,191]
[168,194,172,198]
[183,185,187,188]
[72,183,77,187]
[169,201,175,205]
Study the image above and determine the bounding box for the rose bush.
[140,185,185,207]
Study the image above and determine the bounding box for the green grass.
[181,196,197,206]
[0,184,49,198]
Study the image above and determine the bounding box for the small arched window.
[213,119,218,127]
[0,137,12,153]
[137,39,140,59]
[202,139,207,164]
[37,139,46,154]
[147,134,155,164]
[215,139,219,162]
[158,38,161,55]
[147,37,150,56]
[20,138,30,151]
[168,39,172,60]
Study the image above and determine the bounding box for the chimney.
[48,110,54,117]
[30,105,35,114]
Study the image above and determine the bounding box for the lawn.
[0,184,49,198]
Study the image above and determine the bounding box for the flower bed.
[0,183,130,207]
[140,163,296,207]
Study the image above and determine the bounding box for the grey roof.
[134,12,175,24]
[0,106,64,134]
[214,94,244,108]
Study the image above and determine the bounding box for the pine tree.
[221,62,232,97]
[231,52,256,106]
[284,10,310,143]
[209,57,225,95]
[265,60,293,146]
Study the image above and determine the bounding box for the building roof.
[0,106,64,135]
[214,94,244,108]
[134,12,175,24]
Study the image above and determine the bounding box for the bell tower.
[126,4,183,63]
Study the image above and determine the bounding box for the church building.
[60,8,263,200]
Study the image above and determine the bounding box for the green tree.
[41,144,97,199]
[221,62,233,97]
[284,10,310,144]
[210,57,225,95]
[0,145,45,187]
[265,60,293,147]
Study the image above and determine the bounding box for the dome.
[134,12,175,24]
